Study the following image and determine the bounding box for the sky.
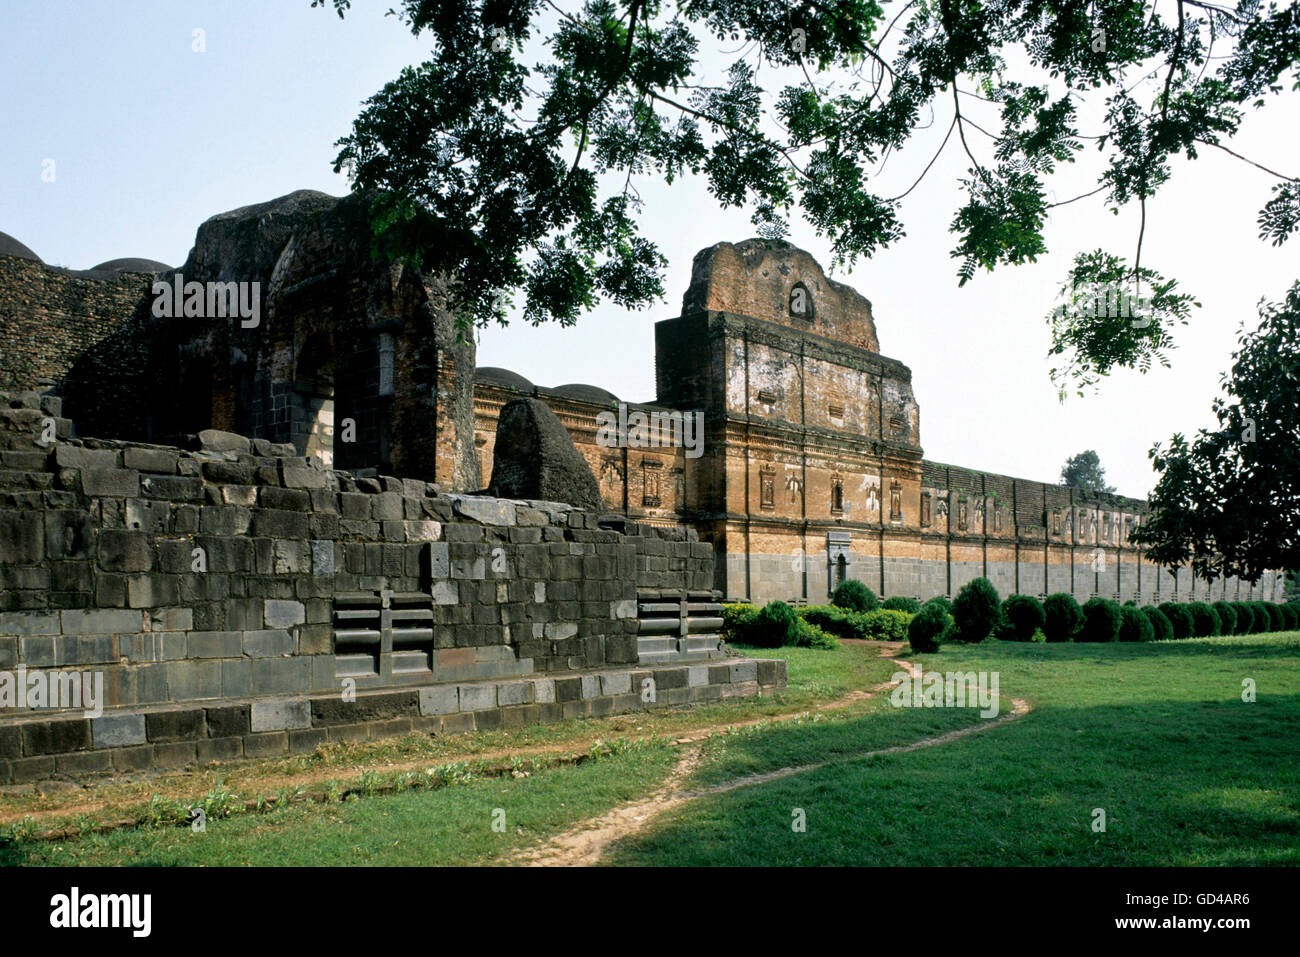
[2,0,1296,499]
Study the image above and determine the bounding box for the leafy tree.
[314,0,1300,398]
[1060,449,1117,494]
[1132,283,1300,584]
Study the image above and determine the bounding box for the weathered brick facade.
[472,239,1286,607]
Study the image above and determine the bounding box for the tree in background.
[1060,449,1116,495]
[315,0,1299,401]
[1133,282,1300,585]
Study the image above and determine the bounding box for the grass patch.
[607,634,1300,866]
[2,740,678,866]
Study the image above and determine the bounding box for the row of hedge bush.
[724,577,1298,652]
[929,578,1299,647]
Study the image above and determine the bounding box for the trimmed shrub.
[1280,603,1299,631]
[952,577,1001,643]
[752,601,800,648]
[797,605,911,641]
[1119,604,1155,642]
[1233,602,1255,634]
[797,605,857,640]
[908,601,949,653]
[882,596,922,614]
[1000,594,1046,642]
[1159,602,1194,639]
[1042,593,1084,643]
[721,603,760,642]
[795,619,838,649]
[859,609,912,642]
[1078,597,1122,642]
[1212,601,1238,636]
[926,596,953,616]
[1187,601,1222,637]
[831,579,878,613]
[1140,605,1174,641]
[1250,601,1272,633]
[1262,602,1285,632]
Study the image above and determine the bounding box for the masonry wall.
[0,256,162,442]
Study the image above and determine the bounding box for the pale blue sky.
[3,1,1296,498]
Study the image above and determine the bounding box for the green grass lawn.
[1,741,680,866]
[608,634,1300,865]
[5,634,1297,866]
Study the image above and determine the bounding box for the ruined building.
[0,191,1287,614]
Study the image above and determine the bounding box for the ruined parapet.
[486,397,602,510]
[159,189,478,490]
[0,412,782,784]
[680,238,880,352]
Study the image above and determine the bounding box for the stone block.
[496,681,529,706]
[198,430,251,453]
[458,683,497,711]
[205,705,251,737]
[0,611,61,635]
[251,699,311,732]
[146,709,204,742]
[600,672,632,696]
[60,608,143,635]
[92,713,147,748]
[419,685,460,715]
[728,660,758,683]
[0,510,44,563]
[98,529,152,572]
[123,447,178,473]
[264,599,305,628]
[243,629,293,657]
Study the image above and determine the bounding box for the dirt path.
[509,651,1030,867]
[0,657,896,829]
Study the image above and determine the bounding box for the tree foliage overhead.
[314,0,1300,391]
[1060,448,1117,494]
[1132,281,1300,583]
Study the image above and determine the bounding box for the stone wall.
[0,256,162,442]
[0,391,778,783]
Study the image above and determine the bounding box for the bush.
[1212,601,1238,636]
[797,605,857,640]
[952,577,1001,643]
[831,579,878,613]
[795,618,838,649]
[1280,603,1300,631]
[721,603,760,642]
[1159,602,1194,639]
[1042,593,1084,643]
[1187,601,1222,637]
[752,601,800,648]
[1233,602,1255,634]
[1000,594,1046,642]
[926,596,953,615]
[1250,601,1272,633]
[858,609,912,642]
[881,596,922,614]
[908,601,949,653]
[1119,604,1155,642]
[1078,597,1122,642]
[1262,602,1285,632]
[1140,605,1174,641]
[797,605,911,641]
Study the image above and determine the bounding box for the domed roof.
[89,257,171,274]
[0,231,42,263]
[474,367,536,393]
[548,383,619,404]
